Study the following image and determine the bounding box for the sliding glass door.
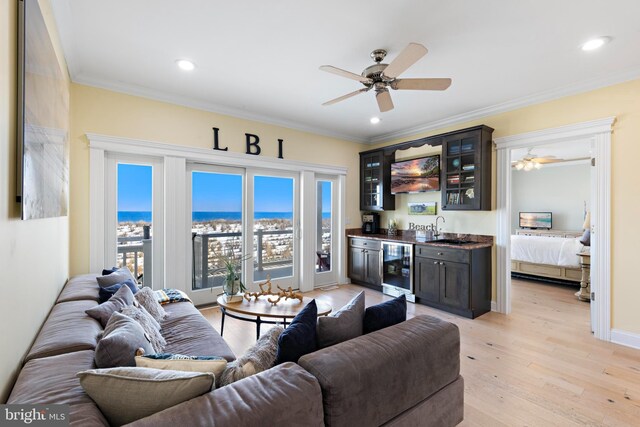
[248,171,299,289]
[105,154,164,290]
[187,165,244,305]
[187,166,299,305]
[315,176,338,287]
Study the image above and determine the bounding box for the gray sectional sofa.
[7,274,464,426]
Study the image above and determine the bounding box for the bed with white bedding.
[511,234,585,282]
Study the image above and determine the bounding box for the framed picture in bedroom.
[519,212,552,229]
[17,0,70,220]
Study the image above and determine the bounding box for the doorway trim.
[494,117,615,341]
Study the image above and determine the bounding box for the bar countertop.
[346,228,494,250]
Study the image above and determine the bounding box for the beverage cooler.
[381,242,414,302]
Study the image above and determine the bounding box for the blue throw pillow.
[363,294,407,334]
[275,300,317,364]
[102,267,118,276]
[98,279,139,303]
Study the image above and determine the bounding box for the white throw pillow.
[77,367,214,426]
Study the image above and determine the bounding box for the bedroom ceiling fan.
[511,148,587,171]
[319,42,452,113]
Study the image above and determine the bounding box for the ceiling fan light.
[581,37,610,51]
[176,59,195,71]
[515,162,524,171]
[534,162,542,169]
[523,161,534,171]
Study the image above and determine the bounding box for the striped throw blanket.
[154,289,192,305]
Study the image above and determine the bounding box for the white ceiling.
[51,0,640,143]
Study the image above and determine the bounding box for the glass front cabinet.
[441,126,493,211]
[360,150,395,211]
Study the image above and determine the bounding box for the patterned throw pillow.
[135,353,227,378]
[134,287,167,323]
[219,326,283,387]
[120,305,165,353]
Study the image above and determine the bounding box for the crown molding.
[367,67,640,144]
[495,116,615,149]
[72,64,637,147]
[72,74,369,144]
[86,132,348,176]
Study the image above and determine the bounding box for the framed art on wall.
[408,202,437,215]
[17,0,70,220]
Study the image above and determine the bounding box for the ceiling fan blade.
[391,78,452,91]
[319,65,372,83]
[376,90,394,112]
[536,157,591,164]
[322,88,369,106]
[535,158,563,164]
[382,42,428,79]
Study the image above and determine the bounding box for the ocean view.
[118,211,330,223]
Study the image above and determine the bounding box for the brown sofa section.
[126,363,324,427]
[25,300,103,362]
[299,315,462,427]
[7,275,463,427]
[56,274,101,303]
[7,276,238,426]
[161,303,235,362]
[8,350,109,426]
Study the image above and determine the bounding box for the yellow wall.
[373,79,640,334]
[69,83,367,276]
[0,0,70,402]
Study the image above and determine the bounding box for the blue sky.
[118,164,152,211]
[118,165,331,213]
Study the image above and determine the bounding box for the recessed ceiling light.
[176,59,195,71]
[370,117,381,124]
[581,37,610,51]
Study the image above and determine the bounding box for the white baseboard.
[491,301,497,312]
[611,329,640,350]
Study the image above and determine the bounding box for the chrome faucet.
[433,216,445,238]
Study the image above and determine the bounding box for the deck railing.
[192,229,297,289]
[118,226,330,291]
[117,235,152,287]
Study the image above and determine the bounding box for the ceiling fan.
[319,42,452,113]
[511,148,587,171]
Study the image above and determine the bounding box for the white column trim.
[163,157,183,291]
[494,117,615,343]
[495,148,512,314]
[338,175,348,285]
[89,147,105,273]
[299,171,316,292]
[592,133,611,341]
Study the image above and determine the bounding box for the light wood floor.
[200,279,640,426]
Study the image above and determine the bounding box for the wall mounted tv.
[519,212,552,229]
[390,155,440,194]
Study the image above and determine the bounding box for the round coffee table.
[217,296,332,340]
